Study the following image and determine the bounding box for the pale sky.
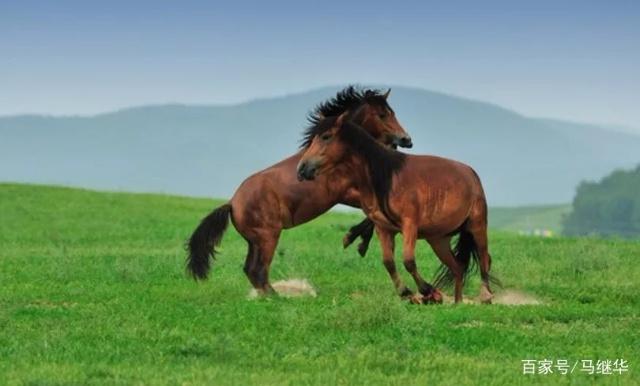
[1,0,639,130]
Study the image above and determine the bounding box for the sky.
[1,0,639,129]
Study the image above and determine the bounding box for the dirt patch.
[248,278,317,299]
[441,289,542,305]
[493,290,542,305]
[441,294,476,304]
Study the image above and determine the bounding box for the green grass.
[0,183,638,385]
[489,204,572,234]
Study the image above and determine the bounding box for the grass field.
[1,184,638,385]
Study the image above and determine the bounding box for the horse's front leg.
[375,226,419,303]
[401,222,443,304]
[342,217,375,257]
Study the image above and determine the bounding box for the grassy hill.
[1,85,640,206]
[0,184,638,385]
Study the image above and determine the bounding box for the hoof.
[432,288,444,303]
[408,294,424,305]
[422,289,444,304]
[399,287,414,299]
[342,233,353,248]
[479,286,493,304]
[357,242,368,257]
[262,286,278,297]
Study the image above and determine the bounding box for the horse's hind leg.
[428,237,464,303]
[375,226,417,302]
[257,234,279,294]
[401,223,442,304]
[467,207,494,304]
[243,242,262,289]
[243,233,279,296]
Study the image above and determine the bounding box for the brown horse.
[297,115,498,304]
[187,86,412,294]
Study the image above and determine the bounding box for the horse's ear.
[383,88,391,100]
[336,112,347,127]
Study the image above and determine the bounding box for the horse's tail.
[186,203,232,280]
[433,228,479,289]
[342,217,375,257]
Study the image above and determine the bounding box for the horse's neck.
[324,160,363,198]
[340,155,378,209]
[284,160,363,227]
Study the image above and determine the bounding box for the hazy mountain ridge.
[1,86,639,206]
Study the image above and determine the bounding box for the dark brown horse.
[187,86,412,294]
[297,115,498,304]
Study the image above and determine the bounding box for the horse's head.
[301,86,412,151]
[298,111,406,228]
[297,114,347,181]
[351,89,412,149]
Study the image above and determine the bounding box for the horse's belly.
[417,208,470,237]
[367,210,400,231]
[286,193,338,228]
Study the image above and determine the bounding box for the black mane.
[300,85,390,148]
[340,121,406,225]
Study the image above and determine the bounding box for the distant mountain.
[1,86,639,206]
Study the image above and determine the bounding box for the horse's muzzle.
[396,136,413,148]
[296,161,317,181]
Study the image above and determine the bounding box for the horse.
[296,114,498,304]
[186,86,413,295]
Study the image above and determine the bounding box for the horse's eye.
[321,133,332,141]
[379,113,387,119]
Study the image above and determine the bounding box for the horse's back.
[394,154,485,236]
[406,154,484,196]
[229,153,303,235]
[228,150,344,232]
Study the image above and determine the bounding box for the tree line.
[563,165,640,237]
